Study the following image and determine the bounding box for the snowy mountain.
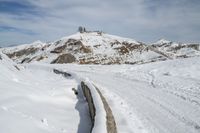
[1,32,200,133]
[2,31,199,65]
[151,39,200,59]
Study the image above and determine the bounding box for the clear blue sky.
[0,0,200,47]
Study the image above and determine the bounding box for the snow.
[83,80,107,133]
[154,39,172,45]
[152,39,200,58]
[54,57,200,133]
[2,32,146,64]
[61,32,139,45]
[2,32,199,66]
[0,53,91,133]
[61,32,140,56]
[2,40,46,53]
[1,43,200,133]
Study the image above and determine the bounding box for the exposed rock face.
[80,45,92,53]
[50,44,67,53]
[2,32,200,65]
[51,53,76,64]
[36,56,47,61]
[21,58,31,64]
[6,47,39,58]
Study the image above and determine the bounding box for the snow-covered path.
[1,50,200,133]
[58,57,200,133]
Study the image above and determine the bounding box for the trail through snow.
[55,57,200,133]
[1,50,200,133]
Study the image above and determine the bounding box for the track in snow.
[57,57,200,133]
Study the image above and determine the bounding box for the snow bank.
[0,62,82,133]
[81,79,107,133]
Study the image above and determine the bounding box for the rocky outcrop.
[51,53,76,64]
[50,44,67,53]
[36,56,47,61]
[6,47,39,58]
[53,69,71,77]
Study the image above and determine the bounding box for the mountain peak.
[1,32,200,65]
[155,38,172,44]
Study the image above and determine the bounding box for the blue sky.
[0,0,200,47]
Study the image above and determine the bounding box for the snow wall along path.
[53,69,117,133]
[81,81,117,133]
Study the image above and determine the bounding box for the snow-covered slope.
[0,52,91,133]
[2,32,200,65]
[1,45,200,133]
[151,39,200,58]
[3,32,193,65]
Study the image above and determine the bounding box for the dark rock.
[36,56,47,61]
[6,47,39,59]
[80,45,92,53]
[21,58,30,64]
[72,88,78,95]
[51,53,76,64]
[54,40,61,46]
[187,44,199,50]
[53,69,71,77]
[51,44,67,53]
[14,65,20,70]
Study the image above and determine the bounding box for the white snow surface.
[154,39,172,45]
[1,49,200,133]
[0,53,91,133]
[83,80,107,133]
[54,57,200,133]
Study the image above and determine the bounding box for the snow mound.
[83,79,107,133]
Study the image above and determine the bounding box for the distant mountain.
[1,31,200,64]
[0,51,21,72]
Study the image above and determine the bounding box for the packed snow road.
[57,57,200,133]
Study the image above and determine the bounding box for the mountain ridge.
[1,31,200,65]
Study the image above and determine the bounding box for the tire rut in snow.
[95,86,117,133]
[81,82,117,133]
[145,96,200,131]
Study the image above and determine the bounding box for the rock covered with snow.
[152,39,200,58]
[2,32,200,64]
